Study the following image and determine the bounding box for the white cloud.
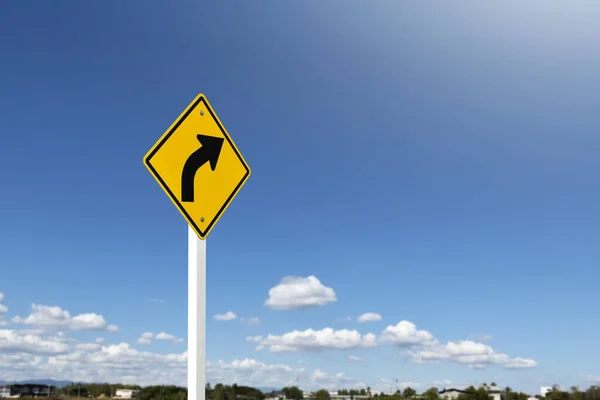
[44,342,188,385]
[137,332,184,345]
[0,321,535,388]
[0,352,44,372]
[12,304,119,332]
[0,328,368,391]
[357,313,382,323]
[155,332,184,344]
[265,276,336,310]
[0,329,68,355]
[310,369,366,390]
[337,316,353,322]
[377,321,536,371]
[241,317,261,325]
[408,340,538,370]
[503,357,538,369]
[0,290,539,387]
[247,328,377,353]
[75,343,102,352]
[19,328,47,336]
[148,298,166,304]
[214,311,237,321]
[247,320,536,371]
[137,332,154,345]
[381,321,438,347]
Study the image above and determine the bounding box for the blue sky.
[1,0,600,394]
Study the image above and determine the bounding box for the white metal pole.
[188,225,206,400]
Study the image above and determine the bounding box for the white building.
[487,390,502,400]
[115,389,140,399]
[330,395,370,400]
[440,389,466,400]
[440,387,504,400]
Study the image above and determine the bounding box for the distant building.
[0,386,13,399]
[329,393,370,400]
[440,389,467,400]
[0,384,56,398]
[486,389,502,400]
[115,389,140,399]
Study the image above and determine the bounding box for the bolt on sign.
[143,94,251,239]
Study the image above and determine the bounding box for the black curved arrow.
[181,134,224,202]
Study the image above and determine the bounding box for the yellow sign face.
[143,94,251,239]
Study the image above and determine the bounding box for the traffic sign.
[144,94,251,239]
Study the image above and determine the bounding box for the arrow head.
[196,134,224,171]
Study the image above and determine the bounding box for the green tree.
[230,384,238,400]
[545,386,568,400]
[315,389,331,400]
[137,385,187,400]
[283,386,304,400]
[234,385,265,400]
[214,384,225,400]
[422,388,440,400]
[175,391,188,400]
[457,386,493,400]
[585,386,600,400]
[516,394,529,400]
[402,388,417,399]
[569,386,584,400]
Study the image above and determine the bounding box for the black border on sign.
[144,96,251,239]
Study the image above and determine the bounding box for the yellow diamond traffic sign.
[143,94,251,239]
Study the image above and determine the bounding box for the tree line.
[58,383,185,400]
[277,383,600,400]
[44,381,600,400]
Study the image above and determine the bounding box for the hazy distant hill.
[0,379,73,388]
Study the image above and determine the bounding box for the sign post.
[188,226,206,400]
[143,94,251,400]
